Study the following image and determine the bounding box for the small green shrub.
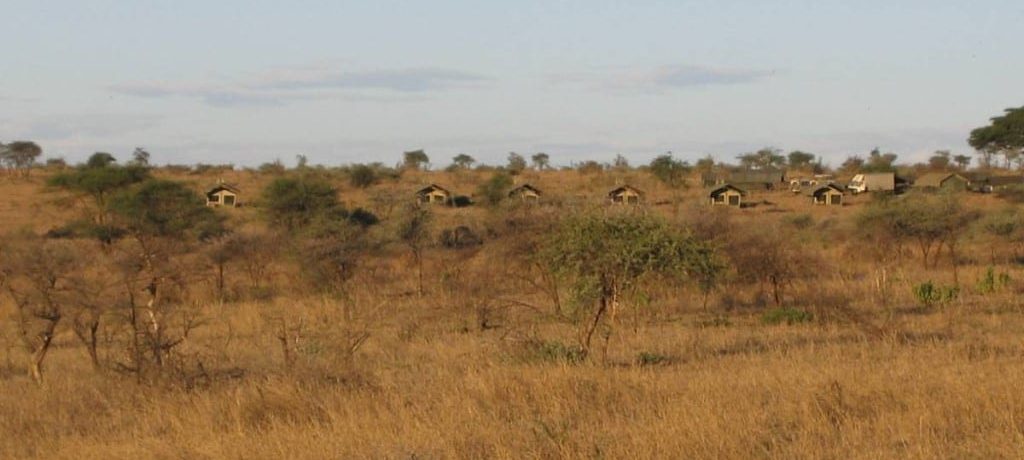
[762,307,813,325]
[348,164,377,188]
[913,281,959,308]
[476,172,513,206]
[977,266,1011,294]
[526,341,586,364]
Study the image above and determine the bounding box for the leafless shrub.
[0,236,80,383]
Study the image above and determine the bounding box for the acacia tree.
[725,227,817,308]
[970,106,1024,170]
[261,176,342,232]
[787,151,816,169]
[0,237,80,383]
[451,154,475,170]
[929,150,952,170]
[737,147,785,169]
[130,147,151,166]
[953,154,972,170]
[48,154,149,235]
[477,171,513,206]
[507,152,527,175]
[261,175,378,296]
[540,213,721,359]
[857,193,976,281]
[978,208,1024,264]
[864,148,898,172]
[649,153,692,215]
[402,149,430,170]
[531,152,550,170]
[106,179,223,378]
[0,141,42,177]
[648,153,691,189]
[396,205,432,296]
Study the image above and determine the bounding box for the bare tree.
[0,237,80,383]
[396,205,432,296]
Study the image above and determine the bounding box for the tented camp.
[608,185,644,205]
[964,174,1023,193]
[703,168,786,190]
[508,184,542,202]
[416,184,452,205]
[206,183,240,208]
[709,184,745,207]
[807,184,844,205]
[915,172,969,191]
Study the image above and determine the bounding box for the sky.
[1,0,1022,168]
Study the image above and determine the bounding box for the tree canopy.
[737,147,785,170]
[540,213,721,357]
[261,176,344,232]
[477,171,513,206]
[507,152,527,175]
[648,153,691,188]
[451,154,475,169]
[402,150,430,170]
[0,141,42,175]
[531,152,550,170]
[861,148,898,173]
[970,106,1024,155]
[47,154,151,231]
[786,151,816,169]
[108,179,224,241]
[970,106,1024,169]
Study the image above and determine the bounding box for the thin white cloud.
[545,64,776,93]
[110,82,286,107]
[256,67,488,92]
[0,114,163,141]
[109,65,490,107]
[646,65,774,88]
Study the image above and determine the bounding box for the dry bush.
[3,169,1024,458]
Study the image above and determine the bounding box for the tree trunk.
[217,263,225,301]
[415,250,424,296]
[948,240,960,286]
[580,291,610,359]
[26,320,58,384]
[73,317,101,370]
[770,275,782,307]
[601,285,621,363]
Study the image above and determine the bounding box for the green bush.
[648,154,691,188]
[977,267,1011,294]
[525,341,586,364]
[348,164,377,188]
[762,307,813,325]
[913,281,959,308]
[476,172,513,206]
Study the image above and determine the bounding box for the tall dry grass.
[1,169,1024,459]
[4,299,1024,459]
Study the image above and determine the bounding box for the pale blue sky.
[1,0,1021,167]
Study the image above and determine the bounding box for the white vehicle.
[789,178,819,193]
[847,173,895,194]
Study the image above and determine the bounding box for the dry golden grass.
[2,168,1024,459]
[4,300,1024,459]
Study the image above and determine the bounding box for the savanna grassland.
[3,162,1024,460]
